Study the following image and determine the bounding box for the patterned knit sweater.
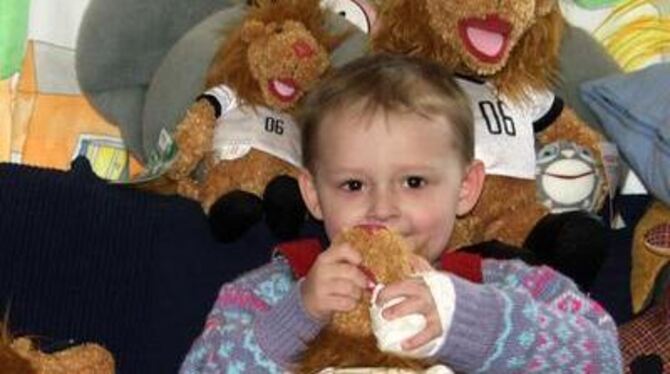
[180,240,622,373]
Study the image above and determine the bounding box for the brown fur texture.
[372,0,605,249]
[206,0,336,110]
[0,323,115,374]
[1,341,34,373]
[298,227,431,373]
[166,0,335,213]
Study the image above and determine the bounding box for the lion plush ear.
[241,20,267,43]
[536,0,557,17]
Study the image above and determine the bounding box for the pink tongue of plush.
[273,80,296,98]
[466,26,504,57]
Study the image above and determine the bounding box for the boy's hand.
[408,254,434,273]
[375,277,442,351]
[300,243,369,322]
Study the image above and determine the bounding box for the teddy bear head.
[372,0,565,98]
[330,226,415,338]
[205,0,335,111]
[298,227,428,373]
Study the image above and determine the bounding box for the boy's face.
[299,108,484,262]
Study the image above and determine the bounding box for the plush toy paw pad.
[209,191,263,242]
[263,175,306,240]
[524,211,607,291]
[630,353,663,374]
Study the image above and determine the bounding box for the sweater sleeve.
[179,258,324,373]
[436,259,622,373]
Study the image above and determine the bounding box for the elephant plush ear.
[77,0,368,171]
[76,0,240,162]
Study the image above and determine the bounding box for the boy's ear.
[456,160,485,216]
[298,169,324,220]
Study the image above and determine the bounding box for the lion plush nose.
[292,39,315,58]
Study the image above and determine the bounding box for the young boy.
[180,54,622,373]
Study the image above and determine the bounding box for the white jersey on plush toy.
[456,77,560,180]
[204,84,303,168]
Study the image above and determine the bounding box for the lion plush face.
[372,0,563,95]
[205,0,337,110]
[243,19,330,110]
[425,0,546,75]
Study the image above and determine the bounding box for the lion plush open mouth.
[269,78,300,103]
[458,15,512,63]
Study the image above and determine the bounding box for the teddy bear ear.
[241,20,267,43]
[283,20,304,32]
[535,0,557,17]
[248,0,272,7]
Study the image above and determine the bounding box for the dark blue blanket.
[0,158,320,373]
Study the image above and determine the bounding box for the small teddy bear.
[298,227,453,374]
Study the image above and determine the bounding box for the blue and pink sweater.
[180,239,622,373]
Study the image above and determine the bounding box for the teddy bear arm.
[175,177,201,201]
[199,149,298,211]
[167,99,217,181]
[51,344,116,373]
[480,180,548,247]
[485,201,549,246]
[451,177,548,248]
[10,338,115,374]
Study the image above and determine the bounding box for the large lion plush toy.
[165,0,350,242]
[371,0,609,289]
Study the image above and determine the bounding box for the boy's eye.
[405,176,426,189]
[341,180,363,191]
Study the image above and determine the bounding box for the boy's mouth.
[356,224,388,232]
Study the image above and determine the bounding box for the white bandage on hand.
[317,365,454,373]
[369,271,455,358]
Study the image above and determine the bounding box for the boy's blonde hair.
[298,53,474,172]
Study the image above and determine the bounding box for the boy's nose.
[368,189,399,222]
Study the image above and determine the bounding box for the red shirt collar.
[276,238,483,283]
